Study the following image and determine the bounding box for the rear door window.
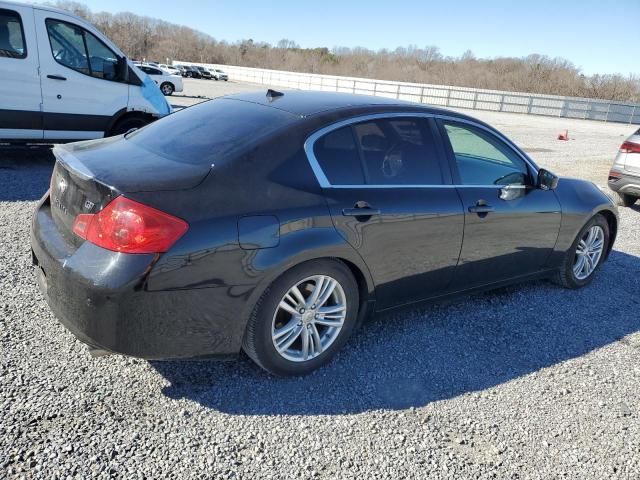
[352,117,443,185]
[0,9,26,59]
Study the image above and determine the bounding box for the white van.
[0,1,171,142]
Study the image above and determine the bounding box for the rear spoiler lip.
[53,145,95,181]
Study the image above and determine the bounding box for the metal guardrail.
[176,62,640,125]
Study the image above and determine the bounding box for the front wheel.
[555,214,609,288]
[108,116,149,137]
[242,259,359,376]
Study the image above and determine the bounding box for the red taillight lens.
[620,141,640,154]
[72,196,188,254]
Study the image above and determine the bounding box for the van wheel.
[242,259,359,376]
[160,82,174,96]
[109,116,149,137]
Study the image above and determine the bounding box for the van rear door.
[0,4,43,140]
[33,8,130,141]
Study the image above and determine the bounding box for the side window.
[46,19,119,81]
[0,9,27,59]
[352,118,443,185]
[443,122,529,186]
[314,126,365,185]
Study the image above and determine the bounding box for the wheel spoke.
[275,324,302,352]
[310,324,323,355]
[573,255,585,277]
[306,276,326,307]
[273,320,299,340]
[318,304,346,315]
[314,317,343,328]
[278,300,298,316]
[316,278,337,307]
[301,327,310,360]
[290,285,307,305]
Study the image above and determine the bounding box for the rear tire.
[242,259,359,376]
[554,214,609,289]
[160,82,174,96]
[618,193,638,207]
[108,116,149,137]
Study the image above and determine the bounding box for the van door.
[33,9,129,140]
[0,5,43,140]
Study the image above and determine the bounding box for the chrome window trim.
[303,111,539,189]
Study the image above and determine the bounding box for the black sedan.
[31,91,618,376]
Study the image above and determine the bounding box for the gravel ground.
[1,83,640,479]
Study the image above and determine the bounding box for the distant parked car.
[212,68,228,81]
[137,65,183,96]
[609,127,640,207]
[182,65,201,78]
[159,64,180,75]
[32,91,618,376]
[196,66,213,80]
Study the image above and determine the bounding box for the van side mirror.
[116,56,129,83]
[537,168,559,190]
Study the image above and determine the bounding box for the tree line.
[52,1,640,103]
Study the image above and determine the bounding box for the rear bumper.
[608,171,640,197]
[30,196,242,360]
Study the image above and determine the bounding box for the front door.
[310,115,465,309]
[34,9,129,140]
[439,119,562,289]
[0,5,43,140]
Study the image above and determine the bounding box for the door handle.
[342,201,381,217]
[47,74,67,81]
[468,201,495,214]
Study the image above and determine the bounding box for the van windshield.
[127,99,298,166]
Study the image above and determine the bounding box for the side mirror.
[537,168,559,190]
[116,56,129,83]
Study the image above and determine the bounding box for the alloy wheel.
[573,225,605,280]
[271,275,347,362]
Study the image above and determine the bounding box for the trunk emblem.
[57,176,67,194]
[84,200,95,211]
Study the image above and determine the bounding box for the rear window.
[127,99,297,165]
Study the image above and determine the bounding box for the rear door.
[439,118,561,289]
[309,115,464,309]
[0,5,43,140]
[33,9,129,140]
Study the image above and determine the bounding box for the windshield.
[127,99,298,166]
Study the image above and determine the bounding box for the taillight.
[620,141,640,154]
[72,196,188,254]
[608,170,622,181]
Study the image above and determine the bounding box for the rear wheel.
[160,82,174,96]
[108,116,149,137]
[618,193,638,207]
[242,259,359,376]
[555,214,609,289]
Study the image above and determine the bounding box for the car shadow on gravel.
[152,249,640,415]
[0,147,54,201]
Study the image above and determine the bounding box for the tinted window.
[0,9,26,59]
[444,122,529,185]
[314,126,364,185]
[352,118,443,185]
[128,99,297,166]
[46,19,119,80]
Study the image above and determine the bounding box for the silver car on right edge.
[609,127,640,207]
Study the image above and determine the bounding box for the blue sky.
[45,0,639,76]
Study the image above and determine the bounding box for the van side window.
[45,19,120,81]
[0,9,27,59]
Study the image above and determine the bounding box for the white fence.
[176,62,640,125]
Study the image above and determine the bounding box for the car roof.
[224,90,472,119]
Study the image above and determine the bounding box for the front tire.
[242,259,359,376]
[618,193,638,207]
[555,214,609,289]
[108,115,149,137]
